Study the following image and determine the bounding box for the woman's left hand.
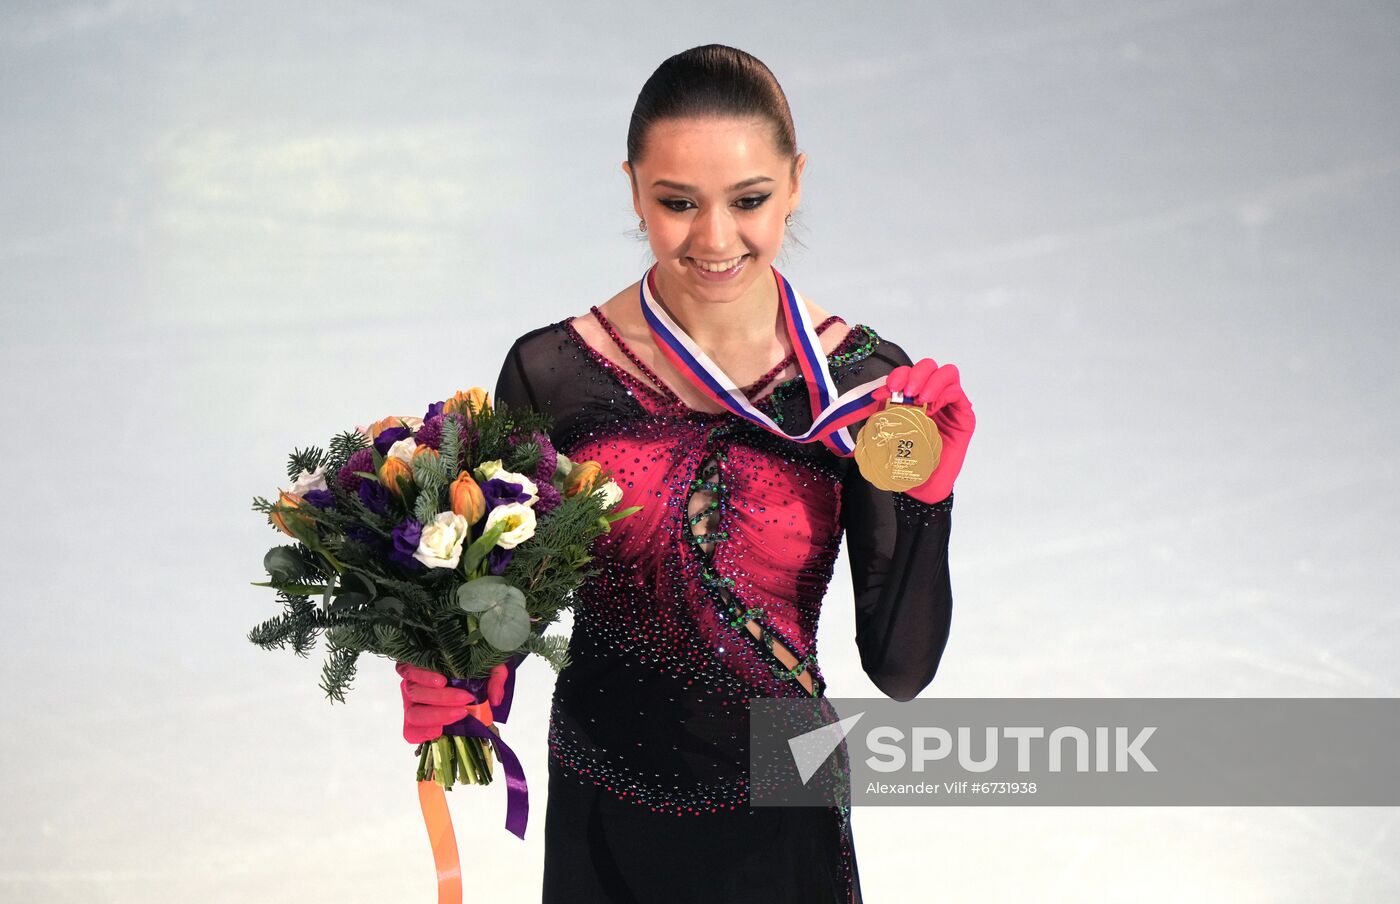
[870,357,976,504]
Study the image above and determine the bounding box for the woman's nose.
[690,204,737,255]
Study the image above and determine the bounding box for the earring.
[638,217,647,233]
[785,212,793,226]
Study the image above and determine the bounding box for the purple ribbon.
[443,651,529,839]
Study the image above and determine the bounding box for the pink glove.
[397,661,510,744]
[870,357,976,504]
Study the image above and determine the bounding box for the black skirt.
[541,761,862,903]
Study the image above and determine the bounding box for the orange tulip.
[379,456,413,497]
[270,490,312,537]
[449,471,486,524]
[413,444,441,465]
[563,460,604,498]
[444,387,491,419]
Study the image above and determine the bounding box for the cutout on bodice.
[686,445,817,696]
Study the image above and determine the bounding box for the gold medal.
[854,391,943,492]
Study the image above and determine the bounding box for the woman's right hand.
[396,661,508,744]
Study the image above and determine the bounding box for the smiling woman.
[402,42,975,904]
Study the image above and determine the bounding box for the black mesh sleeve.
[837,338,956,702]
[492,334,540,413]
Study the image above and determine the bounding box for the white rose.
[594,479,623,509]
[413,511,469,569]
[386,436,418,464]
[483,502,537,549]
[475,459,504,480]
[288,464,328,496]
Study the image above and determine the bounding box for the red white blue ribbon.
[639,263,886,456]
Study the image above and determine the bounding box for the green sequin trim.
[764,324,883,425]
[682,422,825,697]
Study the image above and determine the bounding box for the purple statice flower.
[423,400,445,420]
[488,546,514,575]
[337,448,375,493]
[482,478,530,511]
[389,519,424,570]
[414,413,475,455]
[532,432,558,483]
[414,414,445,450]
[304,488,336,509]
[373,425,411,456]
[533,481,561,515]
[507,430,558,484]
[358,479,392,515]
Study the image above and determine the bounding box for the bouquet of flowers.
[248,387,638,840]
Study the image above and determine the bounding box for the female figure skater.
[400,44,975,903]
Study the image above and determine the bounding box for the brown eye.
[736,194,771,210]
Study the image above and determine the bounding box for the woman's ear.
[622,161,642,218]
[789,151,806,210]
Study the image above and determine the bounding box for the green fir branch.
[522,633,572,673]
[438,412,464,478]
[327,429,369,473]
[319,635,363,703]
[287,446,326,481]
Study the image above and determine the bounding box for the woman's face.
[624,116,804,303]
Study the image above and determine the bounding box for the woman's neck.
[647,263,786,358]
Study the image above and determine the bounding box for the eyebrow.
[651,176,774,193]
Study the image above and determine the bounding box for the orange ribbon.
[416,779,463,904]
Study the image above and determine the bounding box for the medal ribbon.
[640,263,886,454]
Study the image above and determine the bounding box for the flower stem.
[432,737,454,791]
[416,743,430,782]
[473,738,489,782]
[481,736,496,779]
[459,738,487,783]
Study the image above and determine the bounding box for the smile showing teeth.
[690,254,747,272]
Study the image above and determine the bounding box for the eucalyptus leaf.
[339,571,376,599]
[456,576,525,613]
[264,547,309,583]
[478,601,530,651]
[328,591,371,611]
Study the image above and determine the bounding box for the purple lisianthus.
[358,479,392,515]
[482,477,530,511]
[373,425,412,456]
[337,448,375,493]
[304,488,336,509]
[488,546,514,575]
[390,519,424,570]
[423,400,445,420]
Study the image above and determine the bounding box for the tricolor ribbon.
[415,651,529,904]
[640,263,887,455]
